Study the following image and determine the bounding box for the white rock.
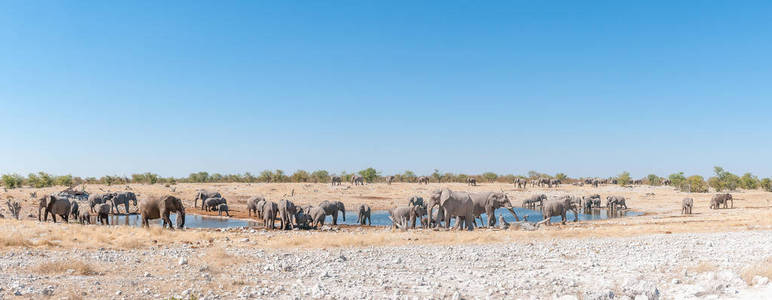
[178,257,188,265]
[752,276,769,287]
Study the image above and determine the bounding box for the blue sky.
[1,1,771,178]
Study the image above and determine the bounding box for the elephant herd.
[246,194,346,230]
[679,193,733,214]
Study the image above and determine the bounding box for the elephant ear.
[440,188,452,204]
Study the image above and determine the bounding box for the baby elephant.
[204,197,227,212]
[217,203,230,217]
[357,204,371,226]
[681,198,694,214]
[78,209,91,225]
[96,203,111,225]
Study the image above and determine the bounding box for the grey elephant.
[246,195,266,217]
[278,199,298,230]
[203,197,227,212]
[139,195,185,229]
[262,201,278,229]
[69,201,80,221]
[318,200,346,225]
[331,176,342,186]
[408,196,425,208]
[111,191,137,214]
[43,195,72,223]
[538,197,578,226]
[417,176,430,184]
[522,194,546,210]
[351,175,365,186]
[710,193,733,209]
[357,204,371,226]
[469,192,520,227]
[294,210,312,229]
[606,196,628,210]
[389,206,418,229]
[514,178,527,189]
[427,188,475,230]
[88,193,114,213]
[95,203,111,225]
[681,198,694,214]
[309,206,327,228]
[194,190,222,210]
[37,196,48,221]
[429,207,445,228]
[386,176,395,185]
[78,209,91,225]
[217,203,230,216]
[550,179,560,187]
[467,177,477,186]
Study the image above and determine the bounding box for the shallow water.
[103,207,641,229]
[108,214,258,228]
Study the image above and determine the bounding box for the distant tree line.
[1,166,770,193]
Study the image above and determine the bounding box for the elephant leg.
[332,211,338,225]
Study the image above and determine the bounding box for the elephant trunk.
[341,209,346,222]
[506,206,520,222]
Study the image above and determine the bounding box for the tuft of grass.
[33,260,98,275]
[688,261,718,273]
[0,232,32,247]
[741,257,772,284]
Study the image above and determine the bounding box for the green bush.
[291,170,310,182]
[310,170,329,183]
[358,168,379,183]
[682,175,708,193]
[258,170,273,182]
[555,173,568,182]
[761,178,772,192]
[482,172,498,183]
[708,166,740,191]
[402,170,416,182]
[617,171,631,186]
[1,174,24,189]
[271,170,287,183]
[739,173,759,190]
[646,174,661,185]
[431,169,441,183]
[54,175,73,186]
[668,172,686,187]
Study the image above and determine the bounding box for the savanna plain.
[1,182,771,299]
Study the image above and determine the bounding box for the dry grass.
[741,257,772,284]
[32,260,98,276]
[198,246,235,274]
[687,261,718,273]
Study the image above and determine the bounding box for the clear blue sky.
[1,1,771,178]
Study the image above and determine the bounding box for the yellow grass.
[32,260,98,275]
[688,261,718,273]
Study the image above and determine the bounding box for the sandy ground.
[1,183,771,299]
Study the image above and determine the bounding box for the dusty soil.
[1,183,771,299]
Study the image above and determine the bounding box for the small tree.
[291,170,310,182]
[669,172,686,187]
[310,170,329,183]
[739,173,759,190]
[482,172,498,183]
[1,174,24,189]
[259,170,273,183]
[402,170,416,182]
[54,175,73,186]
[761,178,772,192]
[431,169,441,183]
[617,171,632,186]
[684,175,708,193]
[555,173,568,182]
[358,168,379,183]
[646,174,661,186]
[272,170,286,183]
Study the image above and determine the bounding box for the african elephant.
[469,192,520,227]
[522,194,546,210]
[710,193,733,209]
[351,175,365,186]
[203,197,227,212]
[111,191,137,214]
[88,193,114,213]
[538,197,578,226]
[78,209,91,225]
[467,177,477,186]
[681,198,693,214]
[95,203,111,225]
[331,176,342,186]
[318,200,346,225]
[309,206,327,228]
[194,190,222,210]
[550,179,560,187]
[606,196,628,210]
[389,206,417,229]
[43,195,72,223]
[514,178,527,189]
[278,199,298,230]
[417,176,430,184]
[37,196,48,221]
[357,204,371,226]
[247,195,266,217]
[294,210,312,229]
[429,207,445,228]
[408,196,425,208]
[262,201,278,229]
[427,188,475,230]
[69,201,80,221]
[386,176,395,185]
[217,204,230,216]
[139,195,185,230]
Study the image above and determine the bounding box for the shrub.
[617,171,631,186]
[739,173,759,190]
[555,173,568,182]
[760,178,772,192]
[358,168,379,183]
[482,172,498,183]
[669,172,686,187]
[271,170,287,183]
[53,175,73,186]
[310,170,329,183]
[402,170,416,182]
[258,170,273,182]
[290,170,310,182]
[646,174,661,185]
[431,169,441,183]
[188,172,209,183]
[709,166,740,191]
[1,174,24,189]
[683,175,708,193]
